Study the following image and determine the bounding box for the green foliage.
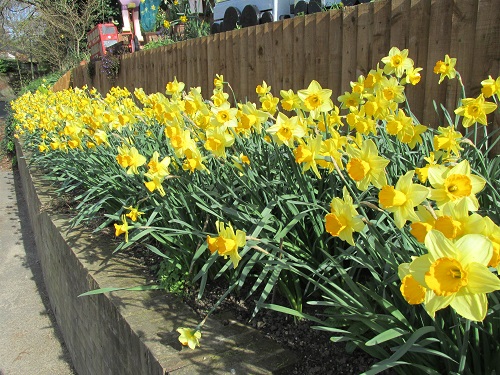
[142,36,175,50]
[156,258,190,295]
[18,71,64,96]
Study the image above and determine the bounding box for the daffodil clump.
[11,48,500,372]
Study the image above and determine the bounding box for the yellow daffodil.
[125,147,147,175]
[147,151,171,177]
[325,187,365,246]
[433,199,485,240]
[207,221,246,268]
[124,206,145,222]
[428,160,486,211]
[410,206,437,243]
[114,215,129,243]
[213,74,224,89]
[293,136,323,179]
[381,47,414,78]
[433,126,463,156]
[176,327,201,350]
[433,54,457,84]
[481,75,500,98]
[204,127,235,158]
[405,67,423,85]
[454,94,497,128]
[337,91,363,110]
[256,81,271,96]
[346,139,390,191]
[166,77,185,96]
[163,20,171,28]
[398,263,428,305]
[378,170,429,228]
[297,80,333,117]
[406,230,500,321]
[379,76,406,103]
[179,15,188,23]
[280,89,302,112]
[267,113,306,148]
[182,147,209,173]
[260,93,279,115]
[481,216,500,270]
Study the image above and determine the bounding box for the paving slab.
[0,168,75,375]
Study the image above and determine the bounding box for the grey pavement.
[0,106,75,374]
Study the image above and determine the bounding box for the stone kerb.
[15,140,297,375]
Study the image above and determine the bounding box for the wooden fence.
[69,0,499,131]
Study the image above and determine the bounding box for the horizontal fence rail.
[69,0,499,146]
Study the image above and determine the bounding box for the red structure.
[87,23,119,60]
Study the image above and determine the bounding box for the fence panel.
[65,0,499,147]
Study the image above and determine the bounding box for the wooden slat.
[447,0,478,114]
[199,36,209,95]
[422,0,453,126]
[341,6,358,94]
[304,13,317,87]
[237,28,248,101]
[292,16,306,92]
[282,18,294,92]
[206,34,215,92]
[328,8,343,101]
[314,12,330,89]
[390,0,411,49]
[263,23,275,96]
[246,26,257,103]
[371,0,391,68]
[224,30,235,100]
[255,24,266,95]
[229,29,240,100]
[406,0,431,122]
[272,20,284,96]
[356,2,373,78]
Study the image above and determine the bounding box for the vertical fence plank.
[390,0,411,49]
[472,0,500,94]
[206,35,215,92]
[272,20,284,96]
[199,36,209,95]
[341,6,358,94]
[224,30,235,99]
[292,16,306,92]
[238,29,248,100]
[263,23,276,96]
[255,24,266,92]
[446,0,478,116]
[304,13,317,87]
[246,26,257,103]
[328,9,343,100]
[230,30,241,99]
[356,2,373,78]
[314,12,330,89]
[423,0,453,126]
[406,0,431,122]
[282,18,294,92]
[371,0,391,69]
[473,0,500,152]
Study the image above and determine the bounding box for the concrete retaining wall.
[15,141,296,375]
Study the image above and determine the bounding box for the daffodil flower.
[406,230,500,321]
[176,327,201,350]
[428,160,486,211]
[378,170,429,228]
[207,221,246,268]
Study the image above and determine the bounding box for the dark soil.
[182,282,379,375]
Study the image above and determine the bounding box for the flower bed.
[14,143,297,375]
[12,48,500,374]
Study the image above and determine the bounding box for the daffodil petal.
[455,234,492,266]
[425,230,456,259]
[450,292,487,321]
[466,262,500,293]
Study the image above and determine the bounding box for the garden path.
[0,101,75,375]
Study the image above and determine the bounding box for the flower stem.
[458,319,471,374]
